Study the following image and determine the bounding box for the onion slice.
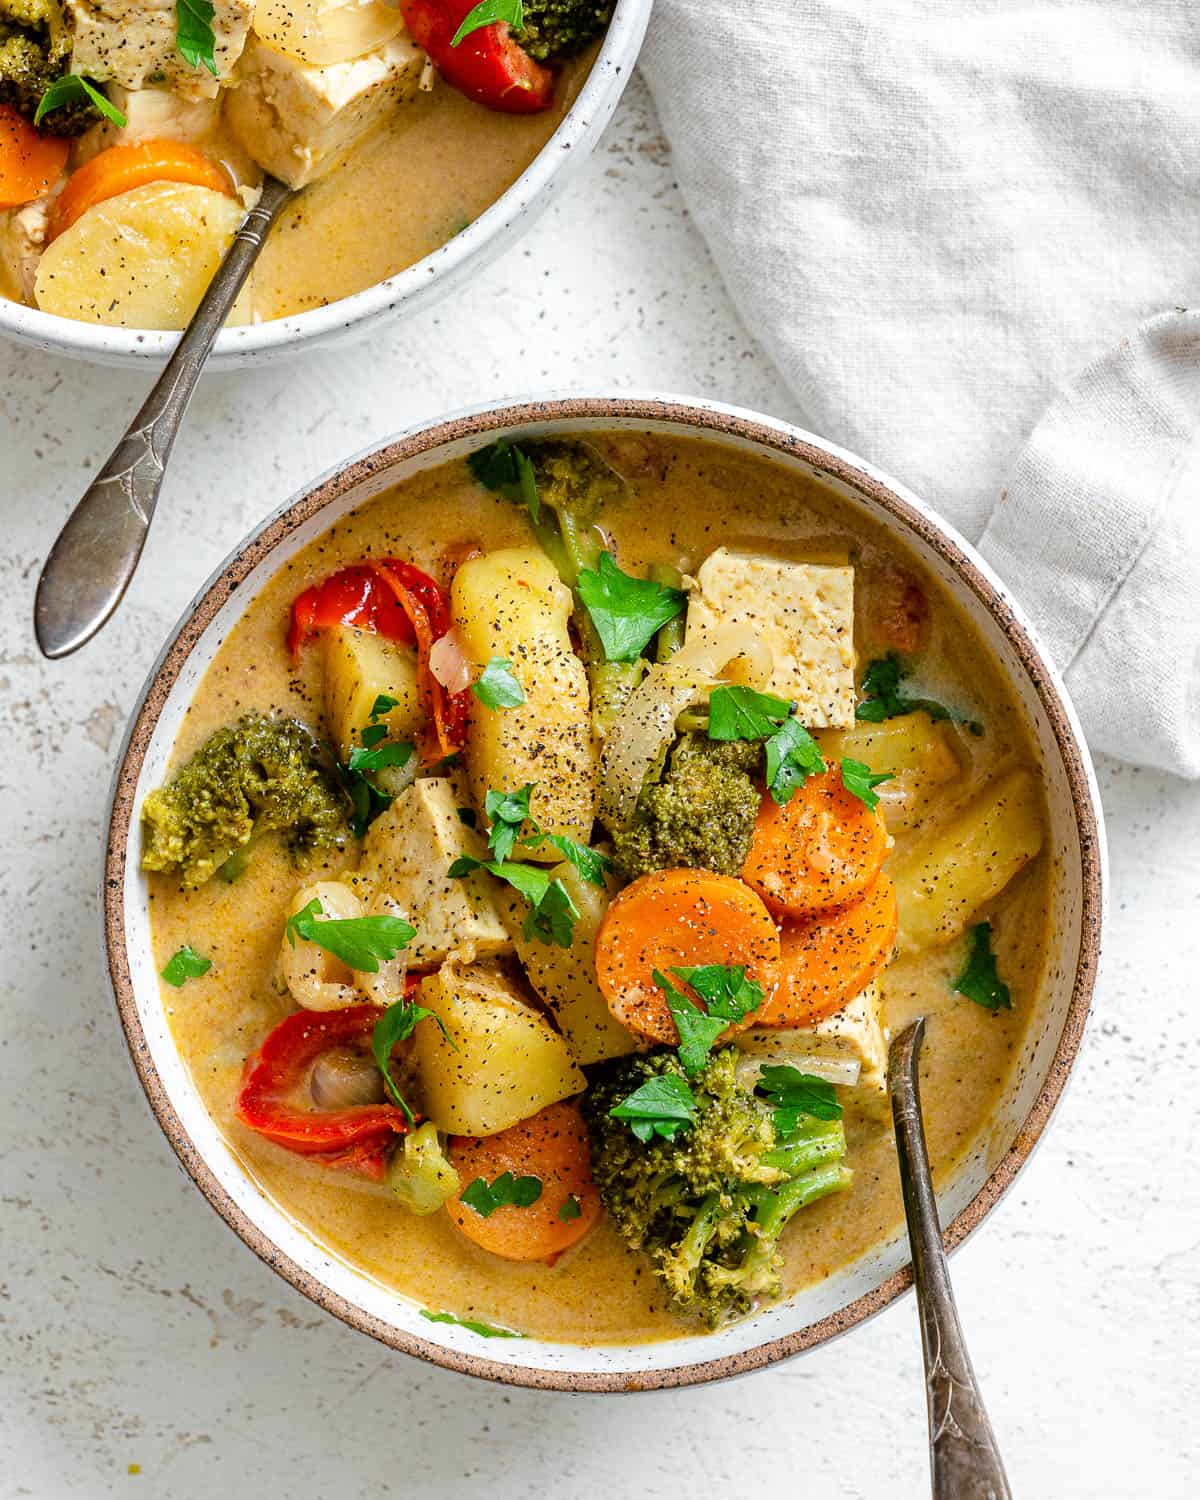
[429,627,472,694]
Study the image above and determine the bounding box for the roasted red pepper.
[286,563,415,657]
[235,1005,411,1180]
[399,0,555,114]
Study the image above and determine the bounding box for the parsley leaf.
[347,740,413,775]
[467,438,539,522]
[160,944,211,987]
[655,964,766,1075]
[420,1309,525,1338]
[448,855,580,948]
[755,1065,843,1136]
[369,693,400,718]
[840,757,894,810]
[655,972,728,1077]
[371,999,452,1123]
[609,1073,697,1142]
[576,552,686,664]
[337,698,410,835]
[764,717,826,805]
[558,1195,582,1222]
[857,653,982,735]
[708,684,795,742]
[35,75,126,128]
[176,0,218,74]
[285,897,415,973]
[450,0,524,47]
[539,833,612,887]
[953,922,1012,1012]
[473,657,525,710]
[484,784,534,863]
[461,1171,543,1217]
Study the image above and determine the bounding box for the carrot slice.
[49,140,234,240]
[741,767,889,918]
[595,868,782,1044]
[756,874,898,1028]
[0,105,68,209]
[447,1101,600,1264]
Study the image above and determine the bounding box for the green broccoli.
[0,0,98,134]
[513,0,615,62]
[141,713,348,889]
[584,1048,852,1327]
[611,733,762,880]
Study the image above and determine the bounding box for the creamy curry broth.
[147,434,1051,1345]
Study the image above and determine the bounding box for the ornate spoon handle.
[889,1019,1013,1500]
[34,175,294,660]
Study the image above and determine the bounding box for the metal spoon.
[33,174,295,660]
[888,1018,1012,1500]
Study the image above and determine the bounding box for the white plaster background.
[2,79,1198,1498]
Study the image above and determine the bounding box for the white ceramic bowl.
[0,4,652,372]
[104,395,1105,1390]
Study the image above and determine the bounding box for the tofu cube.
[357,778,511,968]
[224,33,424,187]
[66,0,253,97]
[687,547,856,728]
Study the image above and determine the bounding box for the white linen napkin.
[639,0,1200,778]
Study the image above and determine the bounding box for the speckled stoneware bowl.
[0,1,651,372]
[104,395,1105,1391]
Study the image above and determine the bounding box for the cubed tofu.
[687,547,856,728]
[76,85,222,161]
[224,32,424,187]
[356,778,511,968]
[66,0,253,97]
[736,982,889,1121]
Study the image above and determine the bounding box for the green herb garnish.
[653,965,765,1076]
[857,654,982,734]
[609,1073,697,1142]
[176,0,218,73]
[372,998,453,1123]
[484,784,534,862]
[347,740,413,775]
[473,657,525,710]
[461,1171,543,1218]
[840,757,893,810]
[467,438,539,521]
[450,0,524,47]
[558,1195,582,1222]
[764,717,826,805]
[576,552,686,664]
[755,1065,843,1136]
[419,1309,525,1338]
[953,922,1012,1012]
[160,945,211,987]
[285,898,415,972]
[35,75,126,127]
[448,855,581,949]
[707,684,795,742]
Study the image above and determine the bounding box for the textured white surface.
[1,78,1198,1498]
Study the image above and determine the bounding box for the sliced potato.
[817,711,961,832]
[413,958,585,1136]
[322,626,423,762]
[452,548,596,855]
[511,861,639,1067]
[253,0,405,65]
[34,182,251,330]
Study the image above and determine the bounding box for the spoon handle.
[889,1019,1013,1500]
[33,175,294,660]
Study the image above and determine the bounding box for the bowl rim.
[0,0,651,365]
[103,393,1105,1392]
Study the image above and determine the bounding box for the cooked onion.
[429,628,471,694]
[360,894,411,1007]
[252,0,404,66]
[597,624,775,833]
[733,1045,861,1090]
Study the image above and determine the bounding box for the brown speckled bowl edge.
[103,396,1104,1393]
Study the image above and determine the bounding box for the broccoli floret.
[513,0,614,62]
[0,0,99,135]
[584,1048,852,1327]
[141,713,348,889]
[612,734,762,880]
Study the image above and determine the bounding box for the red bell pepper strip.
[399,0,555,115]
[286,563,416,658]
[374,562,472,761]
[235,1005,411,1180]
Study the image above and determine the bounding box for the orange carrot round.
[595,868,782,1044]
[49,140,234,240]
[0,105,68,209]
[447,1101,600,1264]
[756,874,898,1028]
[741,767,889,918]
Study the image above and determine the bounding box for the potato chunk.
[357,778,511,969]
[34,182,250,330]
[451,548,596,855]
[818,711,961,832]
[322,626,423,761]
[413,959,585,1136]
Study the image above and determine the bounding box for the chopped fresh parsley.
[707,684,795,742]
[176,0,218,74]
[857,653,982,735]
[369,693,400,718]
[35,75,127,128]
[419,1309,525,1338]
[450,0,524,47]
[338,699,408,836]
[461,1171,543,1218]
[755,1065,843,1136]
[484,784,534,862]
[576,552,686,664]
[467,438,539,521]
[764,716,826,805]
[371,999,452,1124]
[347,739,413,775]
[558,1194,582,1222]
[840,757,894,810]
[448,854,581,949]
[160,945,211,987]
[540,833,613,887]
[285,897,415,973]
[654,965,765,1076]
[609,1073,697,1142]
[473,657,525,710]
[953,922,1012,1012]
